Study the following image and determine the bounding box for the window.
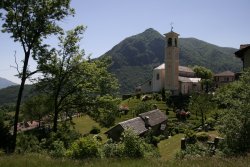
[156,73,160,80]
[168,38,172,47]
[175,38,177,47]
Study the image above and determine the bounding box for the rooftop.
[214,71,235,77]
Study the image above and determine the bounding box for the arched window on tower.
[168,38,172,47]
[175,38,177,47]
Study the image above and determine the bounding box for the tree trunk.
[12,52,30,152]
[53,97,59,132]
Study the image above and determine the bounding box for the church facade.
[137,30,201,95]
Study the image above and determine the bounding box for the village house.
[105,109,167,141]
[235,44,250,70]
[137,30,201,95]
[214,71,235,88]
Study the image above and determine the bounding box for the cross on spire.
[170,22,174,32]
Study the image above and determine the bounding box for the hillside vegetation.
[102,28,242,94]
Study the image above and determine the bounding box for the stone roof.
[105,109,167,137]
[119,117,148,135]
[214,71,235,77]
[139,109,167,127]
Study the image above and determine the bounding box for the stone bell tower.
[164,28,180,95]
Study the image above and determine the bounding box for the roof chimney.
[145,116,150,128]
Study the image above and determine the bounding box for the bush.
[89,126,100,134]
[133,102,153,116]
[196,132,209,142]
[16,134,40,153]
[102,142,124,158]
[176,143,207,159]
[67,136,100,159]
[185,129,196,144]
[205,117,216,129]
[49,140,66,158]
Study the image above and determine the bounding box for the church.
[137,30,201,95]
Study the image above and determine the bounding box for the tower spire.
[170,22,174,32]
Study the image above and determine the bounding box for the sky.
[0,0,249,84]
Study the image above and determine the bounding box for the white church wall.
[152,68,165,92]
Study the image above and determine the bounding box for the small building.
[105,109,167,141]
[235,44,250,70]
[214,71,235,88]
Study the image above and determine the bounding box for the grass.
[158,133,185,160]
[1,154,250,167]
[72,115,108,142]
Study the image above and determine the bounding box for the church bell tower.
[164,28,180,95]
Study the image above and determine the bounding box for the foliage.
[193,65,213,92]
[94,95,121,128]
[215,69,250,154]
[188,93,215,128]
[66,136,100,159]
[133,101,153,116]
[36,26,119,132]
[21,95,52,125]
[89,126,101,134]
[49,140,66,158]
[184,129,197,144]
[0,119,12,152]
[176,143,207,159]
[102,141,124,158]
[16,133,40,153]
[196,132,209,142]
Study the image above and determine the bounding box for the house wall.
[140,80,152,93]
[152,68,165,92]
[244,49,250,69]
[214,76,235,87]
[106,125,124,141]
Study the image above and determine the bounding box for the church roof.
[154,64,194,73]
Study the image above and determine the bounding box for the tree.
[188,93,214,128]
[215,69,250,154]
[193,66,213,93]
[36,26,119,132]
[22,95,52,127]
[1,0,74,152]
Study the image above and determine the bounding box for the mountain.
[101,28,242,94]
[0,77,18,89]
[0,85,35,105]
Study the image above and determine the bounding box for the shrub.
[102,142,124,158]
[122,130,144,158]
[16,134,40,153]
[176,143,207,159]
[133,102,153,116]
[49,140,66,158]
[205,117,216,129]
[196,132,209,142]
[185,129,196,144]
[67,136,100,159]
[89,126,100,134]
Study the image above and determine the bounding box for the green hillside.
[0,85,35,105]
[101,28,242,94]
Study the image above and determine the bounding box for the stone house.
[235,44,250,70]
[105,109,167,141]
[214,71,235,88]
